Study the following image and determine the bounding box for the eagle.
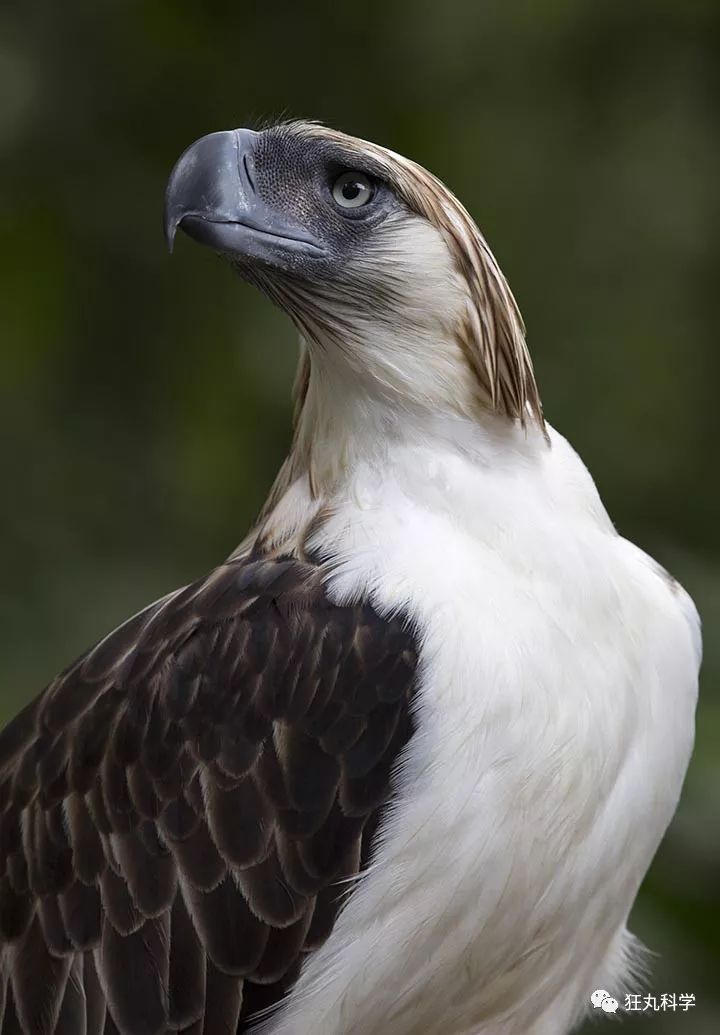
[0,121,700,1035]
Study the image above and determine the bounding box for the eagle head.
[165,121,542,459]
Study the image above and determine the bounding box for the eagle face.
[165,124,413,284]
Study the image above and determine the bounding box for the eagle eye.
[331,171,374,210]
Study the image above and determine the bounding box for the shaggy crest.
[285,121,543,427]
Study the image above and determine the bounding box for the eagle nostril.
[242,152,256,193]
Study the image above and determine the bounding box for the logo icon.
[591,989,619,1013]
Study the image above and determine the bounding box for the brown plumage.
[0,555,418,1033]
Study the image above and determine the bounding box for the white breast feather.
[258,419,699,1035]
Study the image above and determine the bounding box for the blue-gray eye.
[332,171,373,209]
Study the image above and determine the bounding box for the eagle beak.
[164,128,325,262]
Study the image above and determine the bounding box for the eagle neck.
[242,341,551,561]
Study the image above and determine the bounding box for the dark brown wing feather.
[0,555,418,1034]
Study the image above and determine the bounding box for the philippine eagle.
[0,122,700,1035]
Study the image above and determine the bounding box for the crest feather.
[266,121,543,426]
[370,145,542,426]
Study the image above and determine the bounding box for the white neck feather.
[238,217,546,557]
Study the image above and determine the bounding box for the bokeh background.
[1,0,718,1030]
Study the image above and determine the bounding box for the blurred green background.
[0,0,718,1030]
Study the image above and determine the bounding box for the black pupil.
[342,179,364,201]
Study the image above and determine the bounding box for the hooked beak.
[164,128,325,263]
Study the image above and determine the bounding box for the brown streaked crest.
[286,121,543,428]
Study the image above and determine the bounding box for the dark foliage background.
[0,1,718,1030]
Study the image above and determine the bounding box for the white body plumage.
[264,411,700,1035]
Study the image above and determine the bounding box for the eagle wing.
[0,555,418,1034]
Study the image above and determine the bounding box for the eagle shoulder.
[0,554,418,1034]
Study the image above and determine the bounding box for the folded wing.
[0,555,418,1034]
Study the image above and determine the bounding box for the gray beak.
[163,128,324,263]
